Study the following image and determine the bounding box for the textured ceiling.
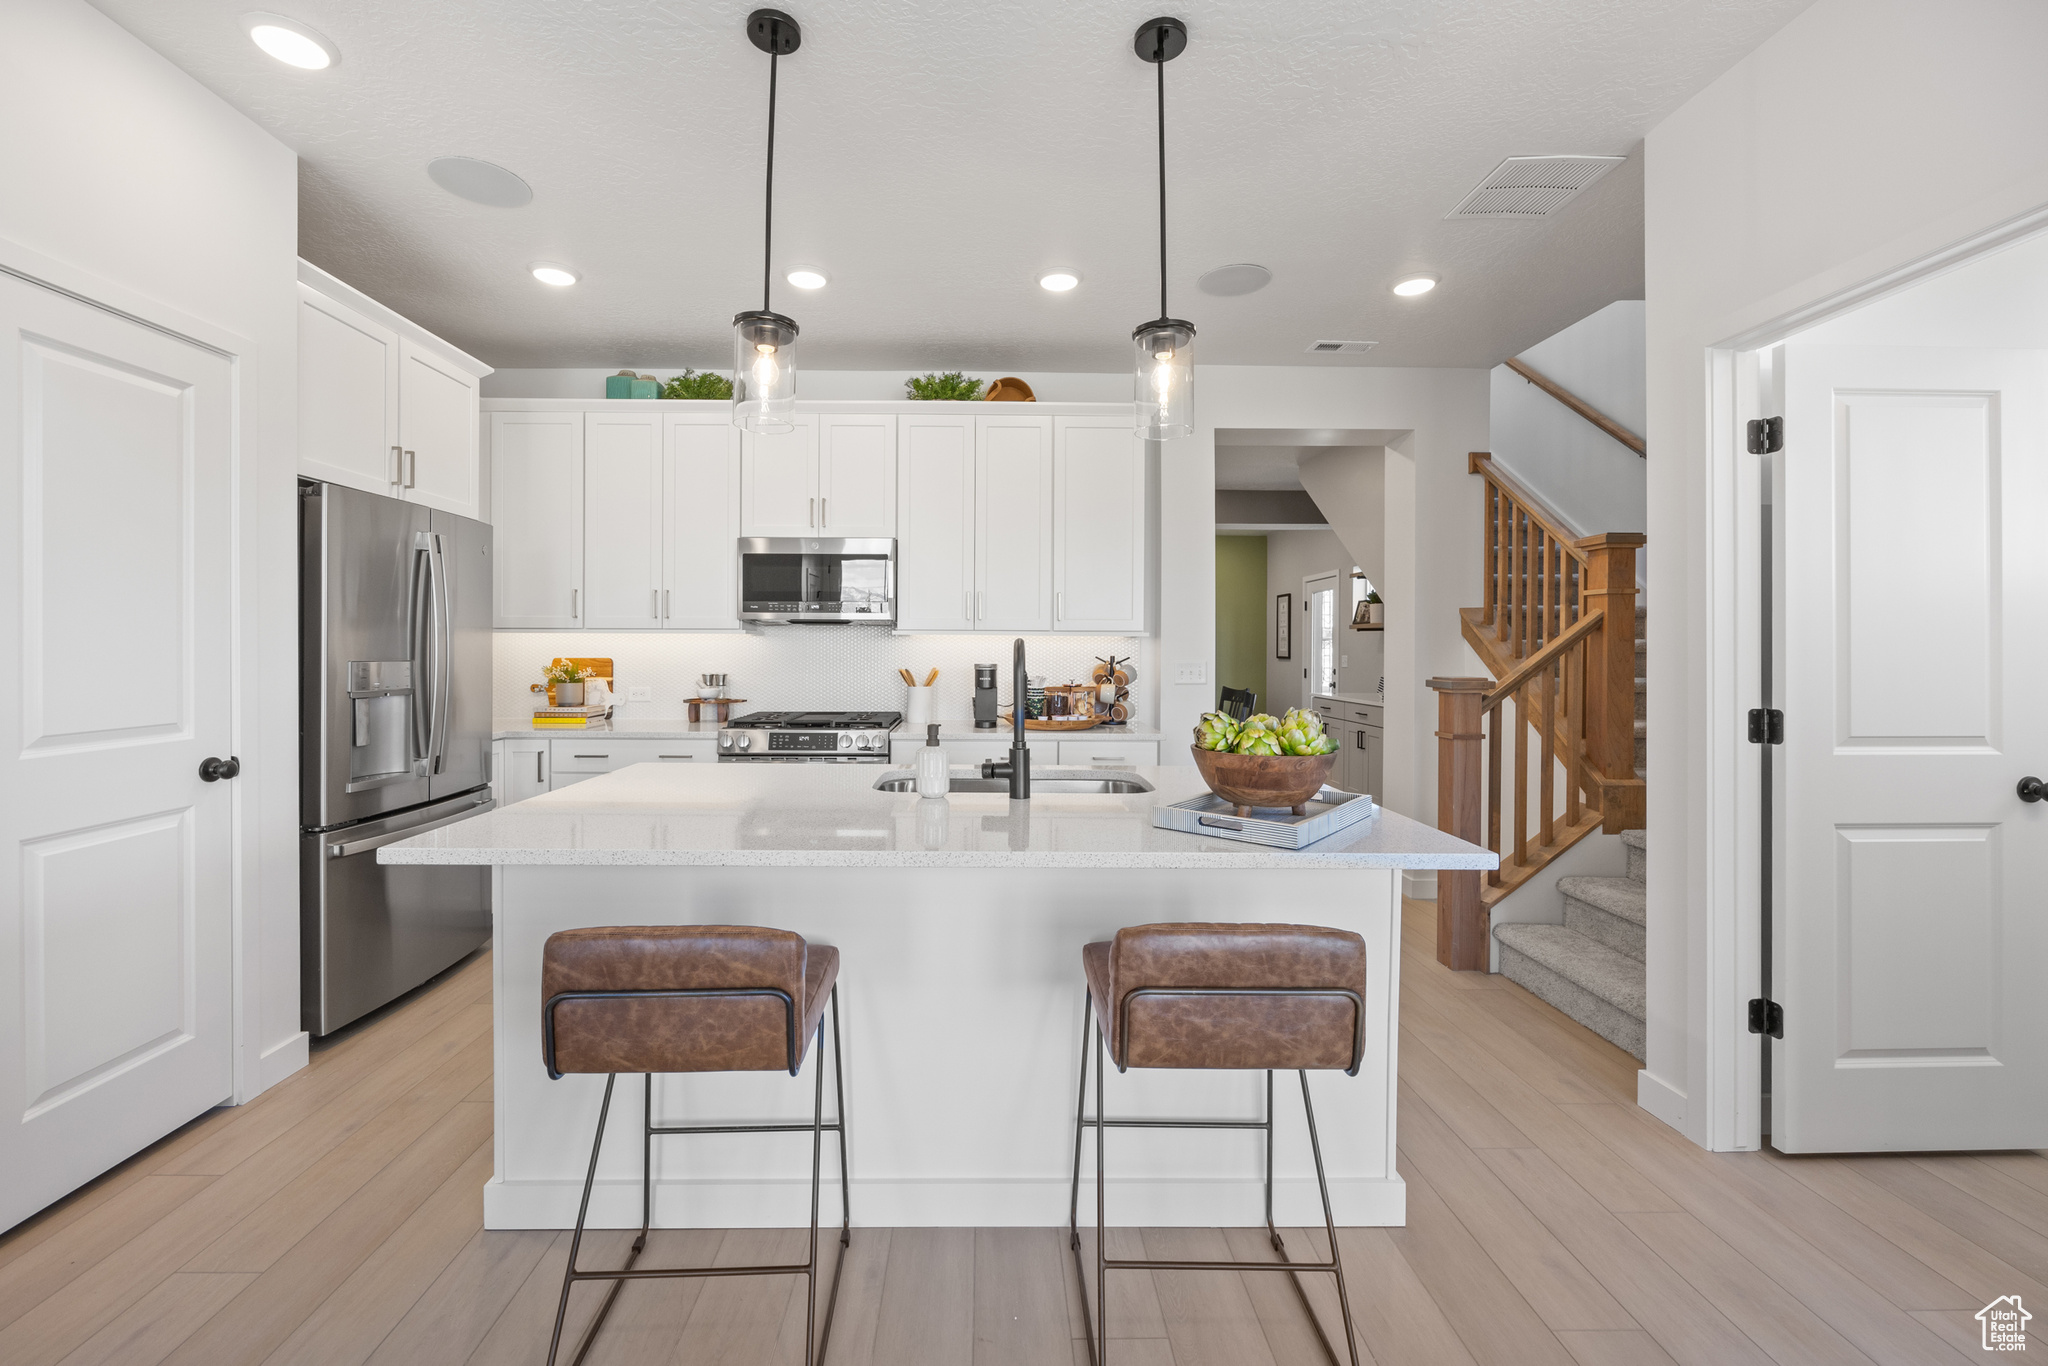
[90,0,1810,371]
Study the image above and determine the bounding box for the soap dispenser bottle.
[916,723,950,798]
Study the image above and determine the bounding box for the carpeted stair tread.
[1494,925,1646,1058]
[1556,875,1645,926]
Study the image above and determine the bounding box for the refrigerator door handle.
[429,532,453,774]
[328,795,495,859]
[409,536,433,766]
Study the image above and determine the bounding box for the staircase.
[1495,830,1646,1058]
[1426,451,1649,1065]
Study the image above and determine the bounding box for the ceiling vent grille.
[1308,340,1377,354]
[1447,155,1625,218]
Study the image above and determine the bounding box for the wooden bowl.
[984,376,1036,402]
[1189,745,1336,816]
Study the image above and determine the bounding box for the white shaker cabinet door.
[818,413,896,536]
[396,338,481,519]
[297,283,399,495]
[664,415,743,629]
[497,739,550,806]
[582,411,663,629]
[895,415,976,631]
[975,414,1053,631]
[739,417,818,537]
[492,411,584,628]
[1052,417,1147,632]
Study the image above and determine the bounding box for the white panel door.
[976,414,1053,631]
[297,284,398,494]
[582,412,663,629]
[896,415,976,631]
[1053,417,1147,632]
[664,415,742,629]
[492,411,584,628]
[739,417,818,537]
[397,339,480,519]
[1776,345,2048,1152]
[0,273,235,1230]
[818,413,896,536]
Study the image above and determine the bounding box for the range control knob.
[719,733,733,749]
[840,732,855,750]
[737,734,752,751]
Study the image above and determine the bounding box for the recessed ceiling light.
[240,12,337,69]
[530,264,577,287]
[1038,272,1080,292]
[1198,263,1271,297]
[785,269,828,290]
[427,157,533,208]
[1393,275,1438,297]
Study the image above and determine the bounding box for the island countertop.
[380,762,1497,870]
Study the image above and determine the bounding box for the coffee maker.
[973,663,999,728]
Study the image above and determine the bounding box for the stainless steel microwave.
[738,537,896,624]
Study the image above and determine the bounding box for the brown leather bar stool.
[540,925,848,1366]
[1069,922,1366,1366]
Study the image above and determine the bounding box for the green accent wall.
[1215,534,1268,706]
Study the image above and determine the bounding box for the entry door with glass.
[1304,573,1338,708]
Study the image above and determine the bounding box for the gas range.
[717,710,903,763]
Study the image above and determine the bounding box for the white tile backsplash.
[495,627,1153,724]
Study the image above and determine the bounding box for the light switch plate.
[626,686,653,701]
[1174,662,1206,685]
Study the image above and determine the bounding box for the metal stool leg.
[813,984,853,1364]
[1095,1009,1108,1366]
[1298,1070,1362,1366]
[546,1072,618,1366]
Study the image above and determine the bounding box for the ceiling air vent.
[1447,155,1625,218]
[1308,340,1377,354]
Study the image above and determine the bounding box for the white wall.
[1191,367,1491,825]
[1298,446,1386,586]
[1643,0,2048,1147]
[1263,529,1350,713]
[0,0,302,1094]
[1490,301,1646,539]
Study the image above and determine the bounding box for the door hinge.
[1747,707,1783,744]
[1746,416,1783,454]
[1747,998,1784,1038]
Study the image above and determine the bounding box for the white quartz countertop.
[492,718,1168,743]
[380,762,1497,871]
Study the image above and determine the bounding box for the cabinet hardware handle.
[652,589,660,618]
[964,590,972,622]
[571,589,578,618]
[1056,591,1062,620]
[536,752,545,783]
[391,445,403,485]
[977,590,985,619]
[808,497,815,527]
[664,588,671,618]
[573,753,608,759]
[403,450,416,488]
[820,497,826,527]
[658,754,693,761]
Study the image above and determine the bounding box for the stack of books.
[531,704,612,729]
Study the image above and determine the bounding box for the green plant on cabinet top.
[661,368,735,400]
[905,371,986,401]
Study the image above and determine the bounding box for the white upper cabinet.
[492,412,583,628]
[296,263,487,518]
[739,417,818,537]
[817,413,896,536]
[1053,417,1149,633]
[975,414,1054,631]
[896,415,976,631]
[297,284,399,492]
[397,339,482,518]
[582,411,663,629]
[664,415,742,630]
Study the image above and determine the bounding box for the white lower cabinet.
[1056,739,1159,768]
[889,735,1055,766]
[549,737,717,789]
[496,738,550,806]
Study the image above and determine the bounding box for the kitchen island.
[380,762,1495,1231]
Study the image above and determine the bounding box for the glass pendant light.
[1132,17,1194,441]
[732,9,802,434]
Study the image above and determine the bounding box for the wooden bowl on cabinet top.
[1189,745,1336,816]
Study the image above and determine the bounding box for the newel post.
[1428,677,1490,971]
[1576,533,1645,831]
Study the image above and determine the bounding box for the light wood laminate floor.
[4,901,2046,1366]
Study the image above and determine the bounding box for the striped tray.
[1151,788,1376,849]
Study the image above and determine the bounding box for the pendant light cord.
[763,50,778,315]
[1156,31,1168,320]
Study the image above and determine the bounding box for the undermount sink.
[872,768,1154,796]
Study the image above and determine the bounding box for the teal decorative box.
[605,372,660,400]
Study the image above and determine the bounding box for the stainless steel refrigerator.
[299,480,494,1036]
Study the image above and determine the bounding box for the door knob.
[199,756,241,782]
[2020,776,2047,803]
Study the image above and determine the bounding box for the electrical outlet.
[626,686,652,701]
[1174,662,1206,685]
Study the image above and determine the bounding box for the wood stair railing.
[1428,453,1644,971]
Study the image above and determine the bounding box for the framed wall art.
[1275,592,1292,659]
